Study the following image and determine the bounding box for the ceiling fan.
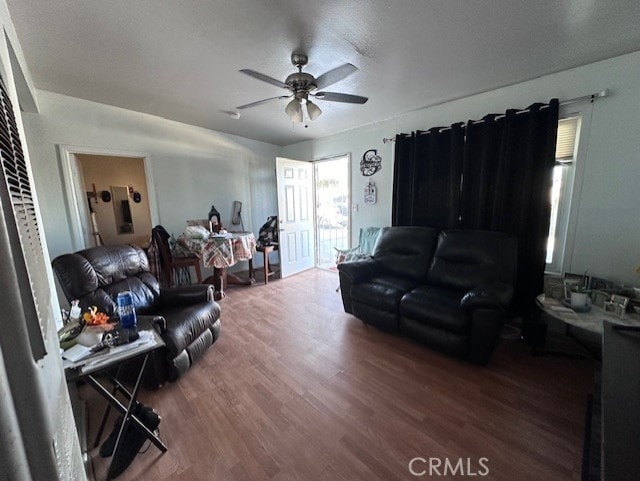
[236,52,368,123]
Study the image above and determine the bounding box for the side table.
[249,244,277,285]
[534,294,640,359]
[64,328,168,480]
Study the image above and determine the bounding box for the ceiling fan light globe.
[285,98,302,122]
[306,100,322,121]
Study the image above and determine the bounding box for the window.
[0,73,48,359]
[546,115,580,272]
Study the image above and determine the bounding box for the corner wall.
[283,51,640,286]
[23,91,281,265]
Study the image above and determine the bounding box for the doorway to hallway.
[59,145,158,252]
[314,155,350,270]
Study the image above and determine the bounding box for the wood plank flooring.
[83,269,594,481]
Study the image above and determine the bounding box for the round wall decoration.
[133,191,142,203]
[100,190,111,202]
[360,149,382,176]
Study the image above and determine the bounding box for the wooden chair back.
[151,225,203,287]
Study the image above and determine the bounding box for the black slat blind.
[0,74,47,359]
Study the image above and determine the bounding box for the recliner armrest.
[160,284,215,307]
[337,259,384,283]
[137,315,167,334]
[460,282,513,310]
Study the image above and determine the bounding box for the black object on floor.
[100,404,160,458]
[581,394,594,481]
[100,415,123,458]
[103,403,161,478]
[521,316,547,347]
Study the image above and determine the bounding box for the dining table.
[175,231,257,299]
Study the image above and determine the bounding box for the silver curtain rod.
[382,89,609,143]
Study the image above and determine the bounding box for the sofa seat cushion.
[351,276,420,312]
[400,318,469,357]
[401,286,470,335]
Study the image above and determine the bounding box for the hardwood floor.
[83,269,594,480]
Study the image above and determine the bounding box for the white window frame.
[546,103,593,274]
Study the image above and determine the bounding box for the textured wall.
[22,91,281,274]
[284,51,640,286]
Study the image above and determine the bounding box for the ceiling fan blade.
[236,96,290,110]
[219,109,241,119]
[314,92,368,104]
[314,63,358,90]
[239,69,290,89]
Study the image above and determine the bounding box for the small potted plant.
[569,283,590,310]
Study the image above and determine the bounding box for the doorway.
[59,145,159,251]
[314,155,350,270]
[75,154,153,248]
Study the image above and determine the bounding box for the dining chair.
[151,225,203,287]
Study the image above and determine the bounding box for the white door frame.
[58,144,159,251]
[313,153,352,267]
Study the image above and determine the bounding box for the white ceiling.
[7,0,640,146]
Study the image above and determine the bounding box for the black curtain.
[391,100,559,311]
[460,100,559,310]
[392,123,464,228]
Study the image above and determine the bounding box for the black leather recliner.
[338,227,517,364]
[52,244,221,384]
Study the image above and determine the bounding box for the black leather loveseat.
[338,227,517,364]
[53,244,221,384]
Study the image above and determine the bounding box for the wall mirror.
[112,186,134,234]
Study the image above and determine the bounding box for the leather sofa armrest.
[337,259,384,283]
[460,282,514,310]
[160,284,215,307]
[468,309,505,365]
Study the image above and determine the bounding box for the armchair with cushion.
[52,244,221,384]
[338,227,517,364]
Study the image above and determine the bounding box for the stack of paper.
[62,344,93,362]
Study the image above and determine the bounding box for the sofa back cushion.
[52,244,161,315]
[427,230,517,291]
[372,227,440,281]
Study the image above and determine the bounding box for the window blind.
[555,116,579,161]
[0,74,47,359]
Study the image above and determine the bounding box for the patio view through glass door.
[314,155,350,270]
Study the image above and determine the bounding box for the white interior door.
[276,157,315,277]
